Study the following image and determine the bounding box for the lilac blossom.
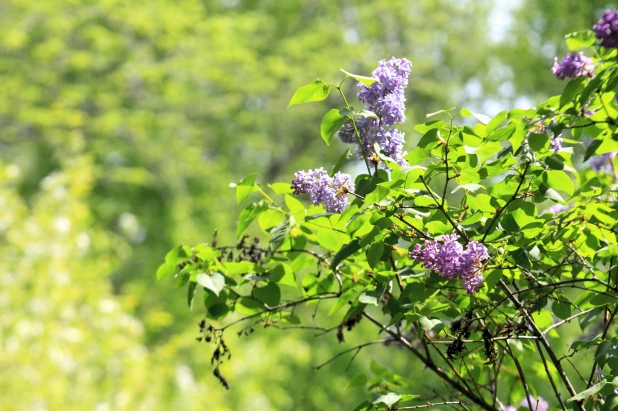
[551,52,595,80]
[550,134,563,153]
[291,169,354,213]
[590,151,617,174]
[358,57,412,126]
[338,57,412,168]
[594,9,618,49]
[409,235,489,294]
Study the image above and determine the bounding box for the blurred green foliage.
[0,0,605,409]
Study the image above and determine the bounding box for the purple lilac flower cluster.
[409,234,489,294]
[291,168,354,213]
[551,52,595,80]
[594,9,618,48]
[550,134,563,153]
[357,57,412,126]
[339,57,412,166]
[590,151,617,174]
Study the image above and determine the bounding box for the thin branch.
[502,341,533,410]
[395,401,468,410]
[481,162,530,243]
[534,339,568,410]
[420,175,468,241]
[543,308,596,335]
[499,280,581,410]
[313,340,385,370]
[362,312,494,411]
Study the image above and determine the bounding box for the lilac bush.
[160,10,618,411]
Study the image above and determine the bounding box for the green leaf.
[329,287,360,316]
[331,148,352,176]
[196,272,226,296]
[543,170,574,195]
[366,242,385,269]
[590,293,618,306]
[417,128,440,149]
[596,341,618,370]
[269,218,290,252]
[565,30,596,51]
[349,109,379,118]
[567,380,607,403]
[165,245,191,263]
[187,282,197,309]
[359,283,387,306]
[237,201,268,237]
[235,297,264,315]
[288,80,331,107]
[331,240,361,270]
[461,109,491,124]
[552,301,572,320]
[585,139,603,161]
[157,261,177,281]
[270,263,297,288]
[269,182,294,195]
[254,282,281,307]
[560,77,585,108]
[532,309,553,329]
[486,110,508,135]
[347,373,368,390]
[539,184,564,203]
[340,68,378,85]
[321,109,346,145]
[426,107,456,118]
[352,401,374,411]
[451,183,484,194]
[419,316,444,332]
[371,392,402,408]
[230,173,258,205]
[365,185,390,204]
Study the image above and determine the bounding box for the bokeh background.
[0,0,610,409]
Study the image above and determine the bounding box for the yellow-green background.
[0,1,606,409]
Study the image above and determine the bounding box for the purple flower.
[409,235,489,294]
[551,53,595,80]
[594,9,618,49]
[291,169,354,213]
[338,58,412,169]
[590,151,617,174]
[520,395,549,411]
[550,134,563,153]
[358,57,412,126]
[339,117,408,166]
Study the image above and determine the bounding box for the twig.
[534,338,568,410]
[499,280,581,410]
[502,341,533,410]
[395,401,467,410]
[362,312,494,411]
[481,162,529,243]
[543,308,596,334]
[313,340,385,370]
